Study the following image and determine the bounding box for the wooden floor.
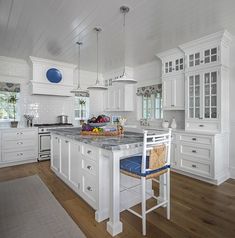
[0,161,235,238]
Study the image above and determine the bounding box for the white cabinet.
[0,128,38,167]
[157,48,185,110]
[172,131,229,185]
[104,84,134,111]
[70,141,82,189]
[163,75,185,110]
[179,30,232,72]
[51,135,60,172]
[157,48,184,77]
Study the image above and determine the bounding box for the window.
[74,96,89,120]
[0,82,20,121]
[142,92,163,120]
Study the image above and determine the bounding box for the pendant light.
[87,28,107,90]
[113,6,137,84]
[71,42,89,96]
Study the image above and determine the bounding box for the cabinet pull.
[192,138,197,141]
[17,153,23,156]
[199,125,204,127]
[87,150,92,154]
[65,140,69,143]
[200,60,204,63]
[171,104,175,107]
[87,186,92,191]
[87,165,92,170]
[192,164,197,168]
[17,142,23,145]
[192,150,197,153]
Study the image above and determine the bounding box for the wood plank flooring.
[0,161,235,238]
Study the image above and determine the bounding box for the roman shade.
[136,84,162,97]
[0,82,20,92]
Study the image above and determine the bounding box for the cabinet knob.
[192,164,197,168]
[171,104,175,107]
[199,125,204,127]
[87,165,92,170]
[192,150,197,153]
[65,140,69,143]
[17,142,23,145]
[87,150,92,154]
[87,186,92,191]
[200,60,204,63]
[192,138,197,141]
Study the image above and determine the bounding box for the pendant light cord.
[77,42,81,88]
[96,29,99,84]
[123,11,126,76]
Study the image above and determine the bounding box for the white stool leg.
[166,169,170,220]
[141,176,146,236]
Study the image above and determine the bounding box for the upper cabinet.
[29,57,76,97]
[183,30,232,133]
[157,48,185,110]
[157,48,184,77]
[179,30,232,72]
[104,84,134,112]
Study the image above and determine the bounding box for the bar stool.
[120,129,172,236]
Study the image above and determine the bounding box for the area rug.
[0,175,86,238]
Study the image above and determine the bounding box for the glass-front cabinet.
[163,57,184,75]
[186,46,219,70]
[186,67,220,131]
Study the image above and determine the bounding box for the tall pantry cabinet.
[157,30,232,185]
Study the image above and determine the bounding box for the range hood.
[29,56,75,97]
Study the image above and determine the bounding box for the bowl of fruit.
[87,115,110,127]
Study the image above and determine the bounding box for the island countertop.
[49,127,146,151]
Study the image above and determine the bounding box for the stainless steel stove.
[34,123,73,161]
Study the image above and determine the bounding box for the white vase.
[170,118,177,129]
[162,121,169,128]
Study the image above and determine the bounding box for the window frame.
[74,96,89,121]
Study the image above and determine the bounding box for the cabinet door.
[203,70,218,120]
[175,57,184,72]
[188,51,201,68]
[203,47,218,65]
[60,139,70,179]
[187,73,202,119]
[69,142,81,189]
[173,77,185,109]
[163,79,173,109]
[51,136,60,172]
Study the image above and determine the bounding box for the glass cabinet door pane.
[189,97,194,107]
[205,108,210,118]
[195,75,200,85]
[211,108,217,118]
[195,53,200,65]
[195,108,200,118]
[189,108,194,118]
[211,96,217,106]
[189,76,194,86]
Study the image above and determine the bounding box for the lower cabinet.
[0,128,38,167]
[50,134,150,222]
[172,132,229,185]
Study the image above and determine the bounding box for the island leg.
[107,152,123,236]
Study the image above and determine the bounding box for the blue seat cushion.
[120,155,170,177]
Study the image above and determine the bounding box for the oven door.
[39,133,51,153]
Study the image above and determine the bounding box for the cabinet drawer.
[186,121,219,132]
[2,130,37,141]
[179,134,212,145]
[81,173,97,208]
[1,149,37,162]
[180,144,211,160]
[82,145,98,161]
[82,158,96,176]
[2,139,36,150]
[180,158,211,177]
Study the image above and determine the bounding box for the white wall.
[0,56,99,127]
[229,41,235,178]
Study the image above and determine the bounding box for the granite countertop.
[49,127,148,151]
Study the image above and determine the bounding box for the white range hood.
[29,56,76,97]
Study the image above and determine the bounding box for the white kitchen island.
[50,128,167,236]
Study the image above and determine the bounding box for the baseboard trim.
[230,166,235,179]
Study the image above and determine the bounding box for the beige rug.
[0,175,86,238]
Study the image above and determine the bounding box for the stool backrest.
[141,129,172,174]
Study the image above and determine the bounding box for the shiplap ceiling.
[1,0,235,72]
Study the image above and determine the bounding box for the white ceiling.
[1,0,235,73]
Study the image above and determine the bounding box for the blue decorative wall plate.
[46,68,62,83]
